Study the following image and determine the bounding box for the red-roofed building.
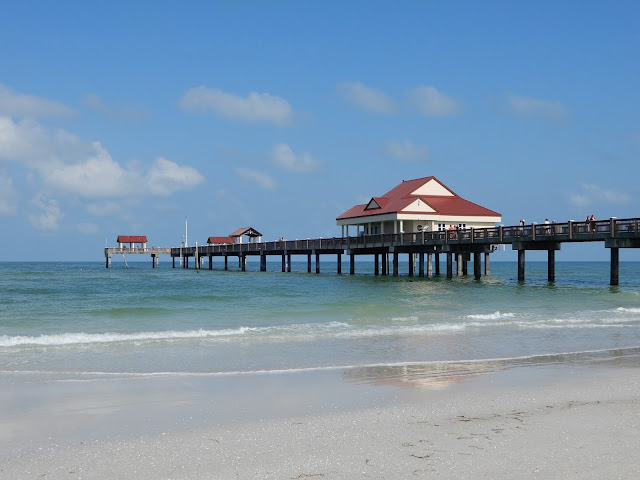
[117,235,148,249]
[336,176,501,236]
[229,227,262,244]
[207,236,236,245]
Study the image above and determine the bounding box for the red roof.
[337,176,500,220]
[207,236,235,244]
[117,235,147,243]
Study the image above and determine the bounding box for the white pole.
[185,216,188,247]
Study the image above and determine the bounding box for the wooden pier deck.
[104,247,170,269]
[105,217,640,285]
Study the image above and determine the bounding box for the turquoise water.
[1,261,640,384]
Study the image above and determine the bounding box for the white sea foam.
[3,311,639,350]
[466,311,516,320]
[616,307,640,313]
[0,327,252,348]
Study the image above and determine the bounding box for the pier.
[105,217,640,286]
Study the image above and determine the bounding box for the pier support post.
[548,250,555,282]
[446,253,453,279]
[408,253,414,277]
[518,250,525,281]
[185,257,189,269]
[209,255,213,270]
[484,252,490,275]
[350,253,355,275]
[241,255,246,272]
[374,254,379,276]
[315,252,320,274]
[435,254,440,276]
[462,257,468,276]
[610,247,619,286]
[337,254,341,274]
[456,254,463,276]
[393,252,399,276]
[427,253,433,277]
[474,252,481,280]
[287,253,292,273]
[382,253,387,275]
[172,256,175,269]
[224,256,228,270]
[282,254,286,272]
[419,253,424,277]
[307,254,312,273]
[260,253,266,272]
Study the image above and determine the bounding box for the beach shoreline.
[2,361,639,479]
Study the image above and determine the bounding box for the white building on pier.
[336,176,501,236]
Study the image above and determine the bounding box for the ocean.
[2,259,640,388]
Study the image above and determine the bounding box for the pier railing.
[168,217,640,257]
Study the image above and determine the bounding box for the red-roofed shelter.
[117,235,148,249]
[336,176,501,236]
[229,227,262,244]
[207,236,236,245]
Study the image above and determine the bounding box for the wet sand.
[2,364,640,479]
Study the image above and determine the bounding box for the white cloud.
[0,84,75,118]
[235,167,277,190]
[0,173,18,214]
[0,116,94,165]
[271,143,320,173]
[408,86,461,117]
[569,183,630,207]
[40,142,131,197]
[82,93,148,120]
[180,86,293,125]
[384,139,428,162]
[29,193,63,230]
[338,82,395,114]
[144,157,205,195]
[506,92,568,120]
[0,116,205,200]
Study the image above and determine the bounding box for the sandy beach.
[2,362,639,479]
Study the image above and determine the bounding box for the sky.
[1,1,639,262]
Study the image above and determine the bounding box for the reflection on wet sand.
[342,346,640,390]
[343,362,497,390]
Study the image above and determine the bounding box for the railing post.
[499,225,503,242]
[531,223,537,241]
[610,217,616,238]
[470,227,474,244]
[568,220,573,240]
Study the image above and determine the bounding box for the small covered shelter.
[207,236,236,245]
[229,227,262,244]
[117,235,147,250]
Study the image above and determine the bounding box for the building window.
[438,223,446,231]
[458,223,466,230]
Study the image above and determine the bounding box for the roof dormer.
[364,197,388,210]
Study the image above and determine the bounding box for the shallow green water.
[1,261,640,383]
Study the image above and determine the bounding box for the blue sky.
[1,1,639,261]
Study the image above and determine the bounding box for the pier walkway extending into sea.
[105,217,640,285]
